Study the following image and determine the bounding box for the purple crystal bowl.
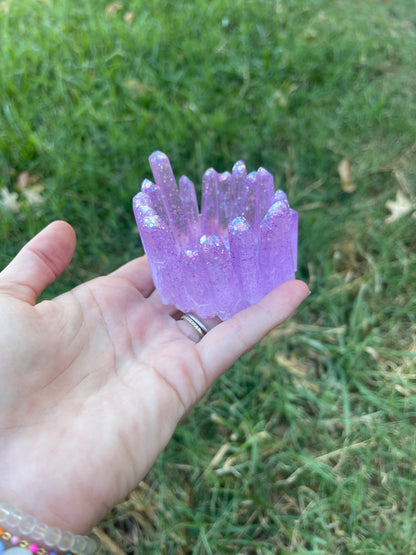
[133,151,298,320]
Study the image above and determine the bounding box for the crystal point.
[133,152,298,319]
[148,151,187,243]
[179,175,200,246]
[141,178,169,225]
[201,168,219,235]
[229,216,259,305]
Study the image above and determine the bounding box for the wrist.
[0,504,98,555]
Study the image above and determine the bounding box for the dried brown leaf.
[23,185,45,207]
[0,188,20,213]
[124,11,134,24]
[385,190,413,224]
[105,2,123,17]
[16,171,40,190]
[337,158,356,193]
[16,171,31,189]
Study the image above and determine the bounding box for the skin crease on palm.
[0,221,309,535]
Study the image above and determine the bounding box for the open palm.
[0,221,309,534]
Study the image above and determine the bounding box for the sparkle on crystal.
[133,151,298,320]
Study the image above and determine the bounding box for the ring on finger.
[180,313,208,339]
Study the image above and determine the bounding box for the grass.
[1,0,416,552]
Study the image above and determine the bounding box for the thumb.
[0,221,77,304]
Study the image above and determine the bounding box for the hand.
[0,221,309,534]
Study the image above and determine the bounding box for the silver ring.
[180,313,208,339]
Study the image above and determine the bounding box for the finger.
[0,221,76,305]
[198,280,310,384]
[109,256,155,298]
[148,289,180,316]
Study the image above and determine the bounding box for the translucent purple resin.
[133,151,298,320]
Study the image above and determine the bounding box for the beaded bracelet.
[0,504,98,555]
